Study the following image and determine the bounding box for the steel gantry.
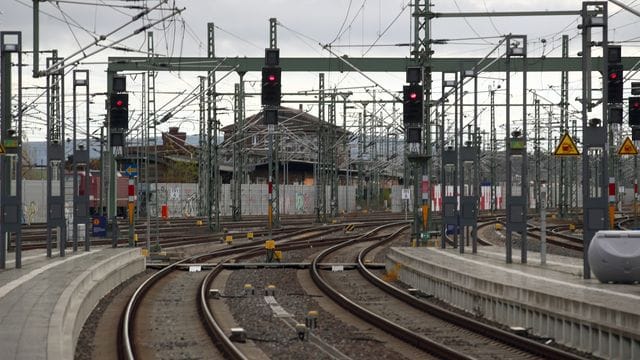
[101,6,639,269]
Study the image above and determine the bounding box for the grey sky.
[1,0,639,141]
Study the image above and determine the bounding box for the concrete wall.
[19,180,358,222]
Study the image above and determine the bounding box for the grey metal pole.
[72,71,78,252]
[540,183,547,265]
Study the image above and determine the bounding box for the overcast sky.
[2,0,639,143]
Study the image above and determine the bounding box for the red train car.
[82,170,130,216]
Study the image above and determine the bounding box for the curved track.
[310,222,585,359]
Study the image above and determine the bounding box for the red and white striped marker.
[128,178,135,203]
[608,177,616,203]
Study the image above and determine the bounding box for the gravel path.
[223,243,411,359]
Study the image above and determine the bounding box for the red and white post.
[609,177,616,229]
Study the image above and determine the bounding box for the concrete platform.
[386,246,640,360]
[0,246,146,360]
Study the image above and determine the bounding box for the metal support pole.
[198,76,207,217]
[560,35,570,217]
[581,2,610,279]
[0,32,23,268]
[47,52,67,255]
[504,35,528,264]
[206,23,221,233]
[490,89,496,213]
[72,70,90,252]
[316,73,326,223]
[540,183,547,265]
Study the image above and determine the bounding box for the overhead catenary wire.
[42,0,176,75]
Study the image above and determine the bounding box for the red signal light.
[609,72,618,80]
[409,92,417,100]
[633,102,640,110]
[116,100,124,107]
[268,74,276,82]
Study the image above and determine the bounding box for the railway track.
[9,213,409,251]
[311,223,585,359]
[121,222,382,359]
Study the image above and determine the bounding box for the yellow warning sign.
[0,144,5,155]
[618,137,638,155]
[554,132,580,156]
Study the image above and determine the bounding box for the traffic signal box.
[261,66,281,106]
[110,93,128,129]
[607,45,623,104]
[630,97,640,127]
[403,84,423,125]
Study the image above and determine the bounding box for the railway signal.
[402,84,423,125]
[109,93,129,129]
[261,49,281,107]
[630,97,640,127]
[607,45,623,104]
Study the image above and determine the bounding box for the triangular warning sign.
[554,132,580,156]
[618,137,638,155]
[0,144,5,155]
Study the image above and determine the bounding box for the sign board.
[510,138,525,150]
[554,132,580,156]
[402,189,411,200]
[91,216,107,237]
[0,144,5,155]
[3,139,17,148]
[125,163,138,177]
[618,137,638,155]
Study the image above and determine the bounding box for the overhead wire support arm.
[432,10,582,17]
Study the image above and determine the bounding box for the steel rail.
[357,233,586,360]
[310,222,474,360]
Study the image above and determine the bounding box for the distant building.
[121,127,201,183]
[220,107,350,185]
